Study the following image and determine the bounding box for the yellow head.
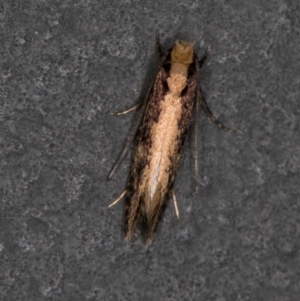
[171,40,194,64]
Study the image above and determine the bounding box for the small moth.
[108,33,232,245]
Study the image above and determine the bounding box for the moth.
[108,33,232,245]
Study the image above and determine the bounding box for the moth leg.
[199,45,211,68]
[198,87,234,133]
[108,190,126,208]
[110,101,143,116]
[109,39,160,179]
[171,189,180,219]
[156,30,164,57]
[108,103,145,179]
[108,82,153,179]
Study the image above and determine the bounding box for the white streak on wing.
[150,147,162,200]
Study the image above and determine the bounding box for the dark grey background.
[1,0,299,300]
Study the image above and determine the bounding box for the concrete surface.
[1,0,300,300]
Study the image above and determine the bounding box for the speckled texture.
[1,0,299,300]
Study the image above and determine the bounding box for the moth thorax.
[171,40,194,64]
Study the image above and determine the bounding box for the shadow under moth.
[108,33,233,245]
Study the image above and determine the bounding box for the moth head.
[171,40,194,64]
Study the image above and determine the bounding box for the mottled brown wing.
[123,55,171,241]
[145,61,198,244]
